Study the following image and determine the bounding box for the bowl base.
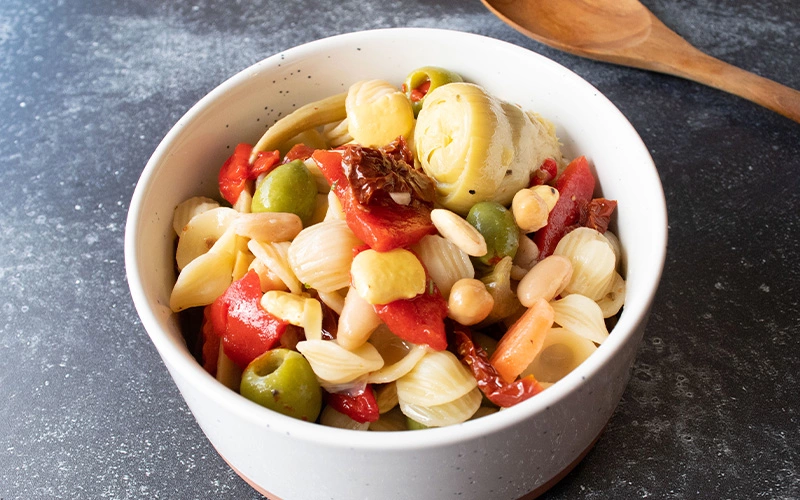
[216,427,603,500]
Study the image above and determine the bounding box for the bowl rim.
[124,27,668,451]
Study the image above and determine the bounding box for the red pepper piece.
[533,156,596,257]
[374,279,448,351]
[250,149,281,178]
[283,143,317,163]
[218,143,253,205]
[449,323,544,407]
[409,80,431,103]
[218,144,281,205]
[208,269,288,370]
[200,306,221,376]
[312,149,437,252]
[325,385,380,424]
[530,157,558,186]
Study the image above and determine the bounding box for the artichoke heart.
[414,82,563,215]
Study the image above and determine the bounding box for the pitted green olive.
[466,201,519,267]
[252,160,317,226]
[240,348,322,422]
[403,66,464,116]
[406,417,429,430]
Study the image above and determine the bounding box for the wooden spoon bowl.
[483,0,800,123]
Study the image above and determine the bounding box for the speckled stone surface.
[1,0,798,498]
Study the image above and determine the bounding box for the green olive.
[252,160,317,226]
[406,417,429,430]
[403,66,464,116]
[466,201,519,267]
[240,348,322,422]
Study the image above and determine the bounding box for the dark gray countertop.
[1,0,798,498]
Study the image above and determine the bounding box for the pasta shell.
[233,212,303,242]
[175,207,238,270]
[172,196,219,235]
[550,294,609,344]
[412,234,475,298]
[296,339,384,384]
[521,327,598,383]
[369,406,408,432]
[597,272,626,318]
[399,386,482,428]
[337,287,382,351]
[553,227,616,301]
[169,229,238,311]
[319,405,370,431]
[374,382,399,414]
[395,350,477,407]
[249,240,302,295]
[288,219,363,293]
[368,344,428,385]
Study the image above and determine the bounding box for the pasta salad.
[169,66,624,430]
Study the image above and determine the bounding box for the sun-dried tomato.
[449,323,544,408]
[581,198,617,234]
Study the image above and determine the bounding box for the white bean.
[517,255,573,307]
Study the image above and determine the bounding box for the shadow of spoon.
[482,0,800,123]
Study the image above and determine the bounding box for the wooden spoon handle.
[664,47,800,123]
[639,18,800,123]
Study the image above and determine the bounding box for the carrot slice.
[489,298,555,384]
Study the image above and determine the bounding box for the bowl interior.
[125,28,667,447]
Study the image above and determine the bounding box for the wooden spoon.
[482,0,800,123]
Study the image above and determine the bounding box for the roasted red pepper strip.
[374,278,448,351]
[325,385,380,424]
[218,143,253,205]
[533,155,596,257]
[449,323,544,407]
[283,143,317,163]
[312,149,437,251]
[218,144,281,205]
[530,157,558,186]
[207,269,288,370]
[200,306,221,376]
[250,149,281,178]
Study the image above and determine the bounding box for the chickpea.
[447,278,495,325]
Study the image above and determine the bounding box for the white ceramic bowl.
[125,28,667,500]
